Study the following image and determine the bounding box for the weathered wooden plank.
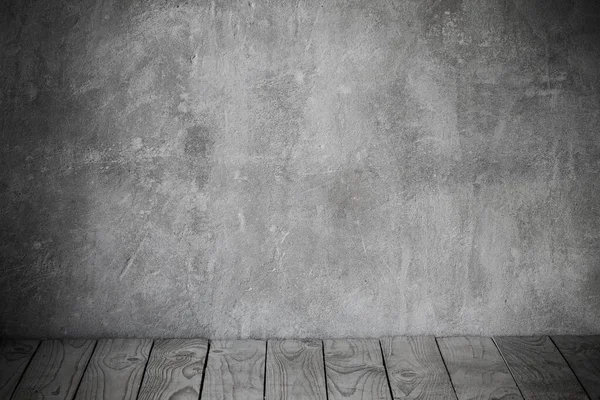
[324,338,391,400]
[552,335,600,399]
[74,338,152,400]
[437,337,522,400]
[380,336,456,400]
[0,340,40,399]
[136,338,208,400]
[201,339,265,400]
[266,339,327,400]
[11,339,96,400]
[494,336,588,400]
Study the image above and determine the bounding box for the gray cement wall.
[1,0,599,339]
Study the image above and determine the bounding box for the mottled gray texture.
[1,0,599,338]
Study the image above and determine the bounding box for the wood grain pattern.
[266,339,327,400]
[136,338,208,400]
[324,338,391,400]
[380,336,456,400]
[201,339,265,400]
[11,339,96,400]
[437,337,522,400]
[0,340,40,399]
[552,335,600,399]
[74,338,152,400]
[494,336,588,400]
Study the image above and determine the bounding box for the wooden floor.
[0,336,598,399]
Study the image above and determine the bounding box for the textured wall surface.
[1,0,599,338]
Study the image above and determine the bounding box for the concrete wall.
[1,0,599,338]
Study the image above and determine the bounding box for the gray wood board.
[324,338,391,400]
[266,339,327,400]
[494,336,588,400]
[11,339,96,400]
[201,339,266,400]
[74,338,152,400]
[380,336,456,400]
[437,336,522,400]
[552,335,600,399]
[0,340,40,399]
[136,338,208,400]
